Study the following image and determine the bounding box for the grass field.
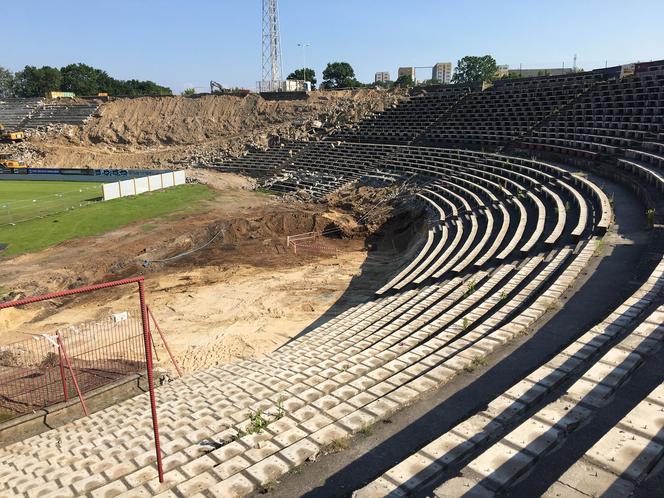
[0,182,216,256]
[0,180,104,226]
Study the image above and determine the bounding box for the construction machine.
[0,153,26,169]
[210,81,251,96]
[0,123,25,142]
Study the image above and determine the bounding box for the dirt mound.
[3,90,405,169]
[324,180,414,235]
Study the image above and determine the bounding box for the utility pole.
[573,53,577,72]
[262,0,283,90]
[298,43,310,89]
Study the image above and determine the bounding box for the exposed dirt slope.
[0,172,412,373]
[2,90,404,169]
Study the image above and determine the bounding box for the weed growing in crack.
[246,409,269,435]
[464,279,477,297]
[593,237,606,257]
[463,355,487,373]
[359,424,374,436]
[322,438,349,454]
[647,208,656,230]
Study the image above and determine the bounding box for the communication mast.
[261,0,283,89]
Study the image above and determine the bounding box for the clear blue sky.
[4,0,663,93]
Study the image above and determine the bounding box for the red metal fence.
[0,276,165,482]
[0,314,145,417]
[286,231,339,256]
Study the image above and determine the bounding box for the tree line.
[0,63,172,98]
[286,56,503,91]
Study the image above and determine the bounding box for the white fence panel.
[119,179,136,197]
[161,172,175,188]
[173,170,186,186]
[134,176,150,195]
[148,174,163,191]
[102,183,121,201]
[102,170,186,201]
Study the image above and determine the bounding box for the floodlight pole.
[298,43,310,88]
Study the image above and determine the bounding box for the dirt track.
[0,173,403,373]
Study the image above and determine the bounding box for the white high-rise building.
[432,62,453,83]
[375,72,391,83]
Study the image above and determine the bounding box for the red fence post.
[57,332,88,416]
[138,279,164,483]
[147,306,183,378]
[57,343,69,402]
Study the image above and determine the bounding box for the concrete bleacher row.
[0,138,612,496]
[0,98,43,129]
[356,257,664,497]
[417,72,605,148]
[332,85,473,145]
[22,102,99,129]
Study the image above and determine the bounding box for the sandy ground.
[0,172,375,374]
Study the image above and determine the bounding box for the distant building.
[375,71,391,83]
[507,67,575,78]
[496,65,510,78]
[432,62,453,83]
[397,67,416,81]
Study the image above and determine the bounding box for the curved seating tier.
[332,85,472,145]
[356,257,664,498]
[0,237,600,498]
[416,72,604,147]
[3,60,663,498]
[522,66,664,156]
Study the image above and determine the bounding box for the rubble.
[5,90,406,169]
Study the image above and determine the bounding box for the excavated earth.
[0,90,405,169]
[0,173,420,374]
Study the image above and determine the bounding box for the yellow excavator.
[0,153,26,169]
[0,123,25,142]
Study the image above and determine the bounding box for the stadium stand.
[416,72,606,148]
[332,85,473,144]
[1,60,663,497]
[22,101,100,128]
[522,63,664,157]
[0,98,44,129]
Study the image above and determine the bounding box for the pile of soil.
[1,90,405,169]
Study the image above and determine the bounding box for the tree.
[0,66,14,97]
[395,74,414,87]
[182,88,196,96]
[13,66,62,97]
[10,63,172,97]
[322,62,358,89]
[61,63,110,95]
[451,55,498,85]
[286,68,317,88]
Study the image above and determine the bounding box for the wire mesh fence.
[0,314,146,420]
[0,184,102,226]
[0,276,166,481]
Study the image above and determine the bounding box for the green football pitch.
[0,180,104,226]
[0,180,215,256]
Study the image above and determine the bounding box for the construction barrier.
[102,170,186,201]
[0,277,167,482]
